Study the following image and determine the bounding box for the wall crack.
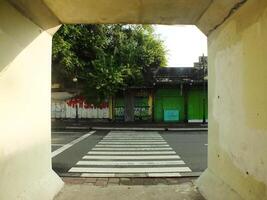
[207,0,248,36]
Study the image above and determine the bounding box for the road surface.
[52,129,207,177]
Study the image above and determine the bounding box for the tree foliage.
[52,24,167,102]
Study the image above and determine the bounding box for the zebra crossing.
[69,131,192,177]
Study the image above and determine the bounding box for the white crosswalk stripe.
[99,141,167,144]
[95,144,170,147]
[101,139,165,142]
[76,160,185,166]
[87,151,176,155]
[83,155,181,160]
[69,131,192,177]
[92,147,172,151]
[69,167,191,173]
[80,173,182,178]
[104,137,163,138]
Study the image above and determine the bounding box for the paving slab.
[55,179,205,200]
[95,179,108,187]
[108,178,120,184]
[84,178,97,183]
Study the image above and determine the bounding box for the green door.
[188,89,208,122]
[154,89,185,122]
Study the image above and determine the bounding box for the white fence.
[51,94,109,119]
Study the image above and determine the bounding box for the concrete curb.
[58,171,203,178]
[90,127,208,131]
[53,126,208,132]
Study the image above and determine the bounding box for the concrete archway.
[1,0,267,199]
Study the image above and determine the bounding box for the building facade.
[52,57,208,123]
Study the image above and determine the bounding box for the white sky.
[153,25,207,67]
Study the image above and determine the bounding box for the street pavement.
[52,129,207,177]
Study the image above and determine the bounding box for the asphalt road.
[52,129,207,177]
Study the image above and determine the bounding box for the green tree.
[52,24,166,102]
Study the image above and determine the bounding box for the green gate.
[134,96,150,121]
[114,97,125,121]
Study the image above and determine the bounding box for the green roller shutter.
[154,89,185,122]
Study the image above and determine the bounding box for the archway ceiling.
[8,0,246,35]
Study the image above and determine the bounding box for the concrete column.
[0,1,63,200]
[197,0,267,199]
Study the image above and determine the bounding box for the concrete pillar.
[2,0,267,199]
[197,0,267,199]
[0,1,63,200]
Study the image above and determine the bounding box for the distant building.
[112,58,208,123]
[51,56,208,123]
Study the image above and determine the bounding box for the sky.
[153,25,207,67]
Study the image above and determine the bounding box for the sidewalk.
[52,119,208,131]
[55,177,205,200]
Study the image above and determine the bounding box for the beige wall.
[198,0,267,199]
[0,1,63,200]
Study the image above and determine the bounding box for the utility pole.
[73,77,79,121]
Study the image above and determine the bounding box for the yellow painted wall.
[198,0,267,199]
[0,1,63,200]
